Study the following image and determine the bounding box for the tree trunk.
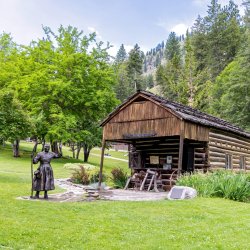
[70,143,75,158]
[76,143,82,159]
[51,141,59,154]
[42,138,45,151]
[13,139,20,157]
[59,142,63,156]
[83,144,90,162]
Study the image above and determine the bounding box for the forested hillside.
[114,0,250,131]
[0,0,249,158]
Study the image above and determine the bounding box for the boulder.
[167,186,197,200]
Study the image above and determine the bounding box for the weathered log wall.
[208,129,250,171]
[133,137,180,170]
[194,144,207,171]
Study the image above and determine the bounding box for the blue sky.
[0,0,244,56]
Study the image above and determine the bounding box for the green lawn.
[0,143,249,249]
[91,147,129,160]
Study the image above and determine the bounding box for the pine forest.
[0,0,249,157]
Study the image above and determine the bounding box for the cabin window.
[225,154,232,169]
[239,156,246,170]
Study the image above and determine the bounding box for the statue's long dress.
[33,152,57,191]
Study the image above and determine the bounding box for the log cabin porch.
[100,136,208,192]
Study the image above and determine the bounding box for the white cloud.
[124,44,134,53]
[108,44,119,57]
[171,23,189,36]
[157,20,191,36]
[87,26,96,33]
[87,26,102,40]
[107,44,133,57]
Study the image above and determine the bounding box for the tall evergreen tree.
[114,62,131,101]
[210,1,250,130]
[207,0,242,79]
[127,43,144,91]
[115,44,127,64]
[164,32,181,61]
[192,0,242,80]
[156,32,183,102]
[191,15,208,72]
[189,0,243,112]
[179,31,197,106]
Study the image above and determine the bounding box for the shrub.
[176,170,250,202]
[70,166,107,185]
[177,172,216,197]
[110,167,128,188]
[213,171,250,202]
[88,169,106,183]
[71,166,90,185]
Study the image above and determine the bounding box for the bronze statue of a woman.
[32,144,60,199]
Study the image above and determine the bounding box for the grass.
[0,142,250,249]
[91,147,128,160]
[1,141,128,176]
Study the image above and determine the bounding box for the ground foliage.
[110,167,129,188]
[177,170,250,202]
[0,144,250,249]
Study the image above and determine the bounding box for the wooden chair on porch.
[124,171,146,190]
[140,169,162,192]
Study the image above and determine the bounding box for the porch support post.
[205,141,210,172]
[98,140,106,190]
[178,135,184,175]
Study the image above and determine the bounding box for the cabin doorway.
[182,142,194,172]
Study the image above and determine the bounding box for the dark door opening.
[182,143,194,172]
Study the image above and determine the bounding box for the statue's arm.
[33,153,41,164]
[52,152,62,159]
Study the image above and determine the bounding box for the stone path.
[100,189,167,201]
[17,178,168,202]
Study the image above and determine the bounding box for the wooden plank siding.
[208,129,250,171]
[103,100,181,140]
[103,117,181,140]
[184,122,209,142]
[109,100,175,123]
[103,99,210,142]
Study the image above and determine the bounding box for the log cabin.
[98,90,250,191]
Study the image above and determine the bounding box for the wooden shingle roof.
[101,90,250,139]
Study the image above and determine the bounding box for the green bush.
[177,170,250,202]
[176,172,216,197]
[71,166,106,185]
[110,167,128,188]
[88,169,106,183]
[71,166,90,184]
